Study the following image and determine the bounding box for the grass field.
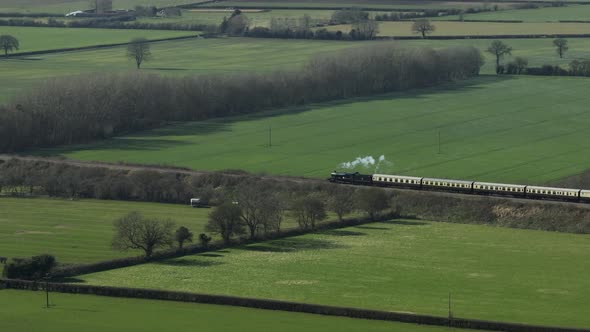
[328,21,590,36]
[437,4,590,22]
[77,220,590,327]
[0,197,210,263]
[0,37,370,102]
[0,290,465,332]
[0,0,205,14]
[134,8,338,26]
[198,0,520,10]
[36,75,590,185]
[0,26,194,54]
[2,36,590,101]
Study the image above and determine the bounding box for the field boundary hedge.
[0,34,199,58]
[378,34,590,40]
[49,213,392,278]
[2,279,589,332]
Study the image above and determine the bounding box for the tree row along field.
[38,75,590,185]
[76,220,590,328]
[0,197,333,263]
[2,36,590,103]
[327,21,590,36]
[0,290,463,332]
[436,4,590,22]
[0,26,194,54]
[0,0,202,14]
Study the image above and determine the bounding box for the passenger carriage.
[473,182,526,197]
[372,174,423,188]
[525,186,580,201]
[422,177,473,192]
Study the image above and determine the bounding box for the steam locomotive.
[329,172,590,203]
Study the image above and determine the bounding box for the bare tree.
[355,188,390,220]
[329,187,355,222]
[353,19,380,40]
[175,226,193,248]
[0,35,19,56]
[234,181,284,239]
[112,211,174,257]
[126,38,152,69]
[487,40,512,74]
[291,193,327,230]
[553,38,569,59]
[226,14,249,35]
[90,0,112,14]
[206,203,244,244]
[412,19,435,38]
[514,56,528,74]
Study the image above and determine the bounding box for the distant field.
[437,4,590,22]
[78,220,590,327]
[0,197,209,263]
[0,290,462,332]
[133,8,338,26]
[0,26,194,54]
[198,1,520,10]
[3,36,590,102]
[37,76,590,185]
[0,37,372,102]
[0,0,204,14]
[328,21,590,36]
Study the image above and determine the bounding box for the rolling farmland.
[436,5,590,22]
[77,220,590,328]
[0,26,194,54]
[0,197,210,263]
[37,76,590,185]
[0,290,464,332]
[327,21,590,37]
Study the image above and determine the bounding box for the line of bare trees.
[0,45,483,153]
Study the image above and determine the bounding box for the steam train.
[329,172,590,203]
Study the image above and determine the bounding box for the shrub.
[2,254,56,280]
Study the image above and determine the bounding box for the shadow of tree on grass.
[243,237,346,253]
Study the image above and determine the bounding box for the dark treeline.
[0,45,483,152]
[0,16,213,32]
[500,58,590,77]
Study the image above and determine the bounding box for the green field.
[2,36,590,102]
[134,8,338,26]
[0,0,205,14]
[328,21,590,36]
[0,26,194,54]
[0,37,370,102]
[0,290,465,332]
[437,4,590,22]
[198,0,519,10]
[0,197,210,263]
[77,220,590,327]
[36,75,590,185]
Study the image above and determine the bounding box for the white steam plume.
[339,155,393,172]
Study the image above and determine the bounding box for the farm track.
[2,154,590,210]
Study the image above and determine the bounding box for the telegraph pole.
[438,130,441,154]
[45,273,50,308]
[269,125,272,148]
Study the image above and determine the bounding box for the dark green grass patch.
[40,75,590,185]
[0,290,462,332]
[77,220,590,328]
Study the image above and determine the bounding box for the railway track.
[2,154,590,209]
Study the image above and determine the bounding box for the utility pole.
[448,292,453,327]
[268,125,272,148]
[45,273,50,308]
[438,130,441,154]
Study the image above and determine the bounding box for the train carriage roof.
[473,181,526,188]
[372,174,423,180]
[526,185,580,192]
[422,177,473,185]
